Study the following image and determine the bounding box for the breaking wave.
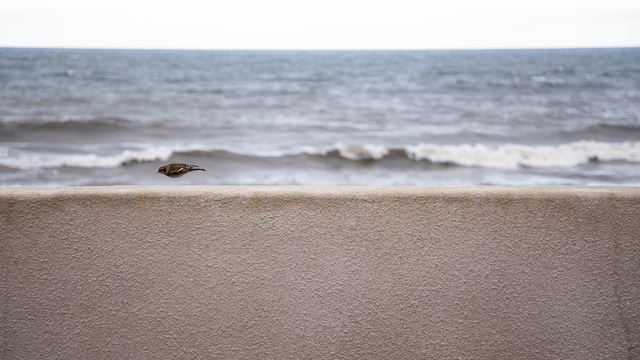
[0,147,174,170]
[1,141,639,170]
[403,141,640,169]
[306,141,640,169]
[304,143,390,160]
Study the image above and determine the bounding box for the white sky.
[1,0,639,50]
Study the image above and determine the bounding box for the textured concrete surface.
[1,186,639,359]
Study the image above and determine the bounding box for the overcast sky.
[1,0,639,50]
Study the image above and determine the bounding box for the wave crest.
[0,147,174,170]
[2,141,639,171]
[405,141,640,169]
[304,143,389,160]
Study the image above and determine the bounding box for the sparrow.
[157,163,205,178]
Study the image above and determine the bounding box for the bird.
[157,163,205,178]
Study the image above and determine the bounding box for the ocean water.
[1,48,639,186]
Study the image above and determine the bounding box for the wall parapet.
[2,186,639,359]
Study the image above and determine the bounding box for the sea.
[1,48,639,186]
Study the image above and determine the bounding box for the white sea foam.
[0,147,174,170]
[2,141,639,171]
[405,141,640,169]
[304,143,389,160]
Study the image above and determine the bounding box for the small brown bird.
[157,163,206,178]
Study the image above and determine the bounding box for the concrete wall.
[1,186,639,359]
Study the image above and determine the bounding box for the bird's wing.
[168,166,190,174]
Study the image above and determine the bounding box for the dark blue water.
[1,48,639,186]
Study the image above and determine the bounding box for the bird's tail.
[190,165,205,171]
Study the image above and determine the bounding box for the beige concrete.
[1,186,639,359]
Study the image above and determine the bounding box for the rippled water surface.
[1,48,639,186]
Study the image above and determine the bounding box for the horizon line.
[2,45,639,52]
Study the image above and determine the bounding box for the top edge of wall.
[1,185,639,200]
